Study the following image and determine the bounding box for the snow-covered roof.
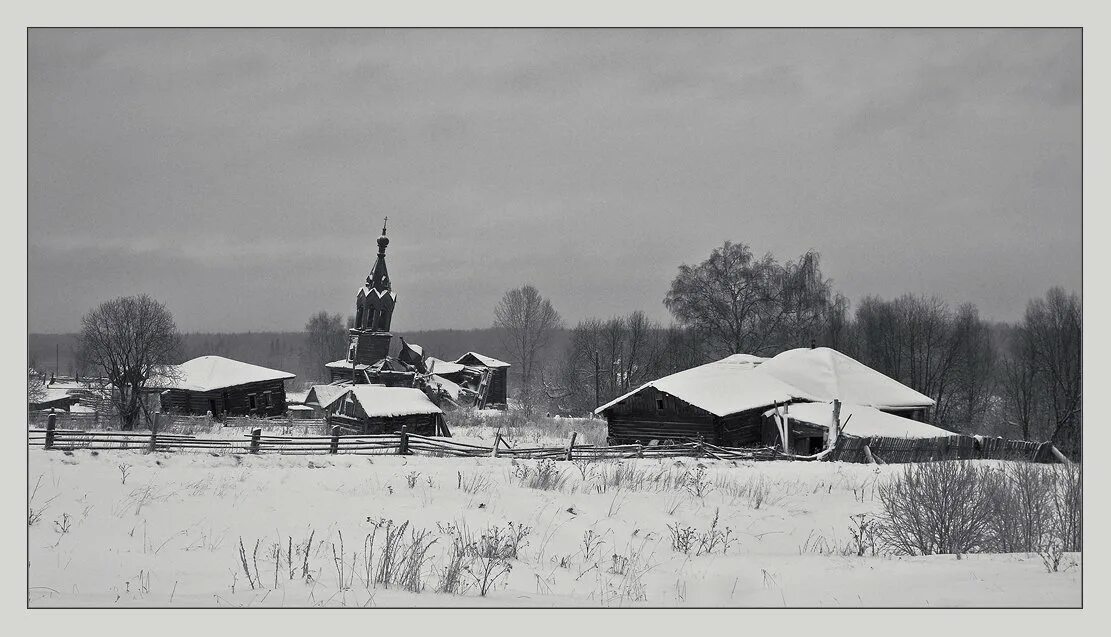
[455,352,511,368]
[714,353,768,368]
[285,390,310,404]
[594,362,814,418]
[305,384,349,409]
[287,404,315,412]
[152,356,295,392]
[346,385,443,418]
[757,347,935,410]
[34,387,78,404]
[426,357,465,375]
[765,401,953,439]
[429,374,462,400]
[325,359,371,371]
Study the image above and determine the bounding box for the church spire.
[367,216,391,291]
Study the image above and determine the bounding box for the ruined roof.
[324,359,372,371]
[765,401,952,439]
[426,357,465,375]
[455,352,511,368]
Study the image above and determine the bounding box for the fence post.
[44,413,56,450]
[490,433,500,458]
[1049,444,1071,465]
[250,428,262,454]
[330,426,340,454]
[636,442,643,459]
[565,431,577,461]
[398,425,409,455]
[149,412,160,453]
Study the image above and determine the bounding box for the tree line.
[498,241,1080,457]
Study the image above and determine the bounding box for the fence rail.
[27,414,1065,464]
[824,434,1060,464]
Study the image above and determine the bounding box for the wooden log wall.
[604,386,717,444]
[159,379,288,417]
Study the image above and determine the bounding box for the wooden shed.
[153,356,294,417]
[326,385,445,435]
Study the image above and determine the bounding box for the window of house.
[263,391,272,407]
[248,394,257,409]
[655,397,665,410]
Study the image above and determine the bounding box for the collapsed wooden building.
[426,352,510,409]
[594,347,942,452]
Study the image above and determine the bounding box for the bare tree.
[557,311,668,414]
[79,295,181,430]
[663,242,835,356]
[494,285,563,412]
[849,295,996,432]
[1017,288,1081,456]
[27,369,47,405]
[304,311,348,379]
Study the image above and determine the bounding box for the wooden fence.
[824,434,1061,464]
[27,414,794,461]
[28,410,329,435]
[27,414,1064,464]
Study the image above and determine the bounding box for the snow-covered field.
[27,449,1080,607]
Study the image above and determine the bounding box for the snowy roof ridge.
[757,347,935,410]
[455,352,511,368]
[594,359,815,417]
[155,356,294,392]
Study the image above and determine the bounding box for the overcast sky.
[29,28,1081,334]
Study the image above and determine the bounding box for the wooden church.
[315,221,447,434]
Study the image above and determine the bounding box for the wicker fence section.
[825,434,1056,464]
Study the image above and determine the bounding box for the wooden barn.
[153,356,295,417]
[325,385,445,435]
[595,347,938,447]
[594,358,809,446]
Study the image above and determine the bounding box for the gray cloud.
[29,28,1080,333]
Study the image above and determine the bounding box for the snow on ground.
[27,450,1079,607]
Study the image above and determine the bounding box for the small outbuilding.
[154,356,295,417]
[325,384,445,435]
